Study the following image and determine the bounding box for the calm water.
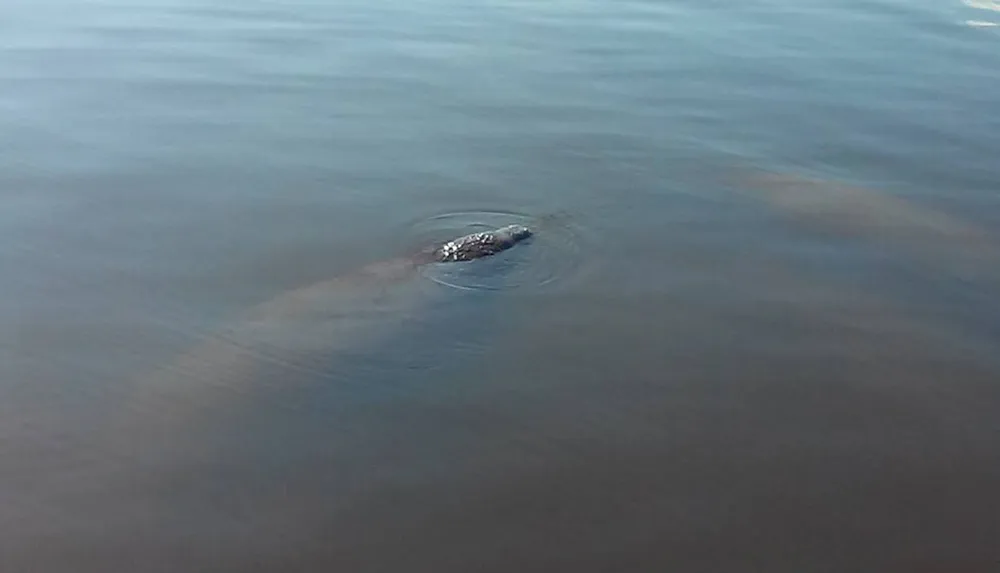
[2,0,999,570]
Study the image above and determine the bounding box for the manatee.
[737,170,1000,282]
[103,224,534,446]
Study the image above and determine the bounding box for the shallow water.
[2,0,999,570]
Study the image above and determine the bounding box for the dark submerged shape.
[432,224,533,263]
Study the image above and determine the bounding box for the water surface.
[2,0,999,571]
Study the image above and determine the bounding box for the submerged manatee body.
[110,224,534,442]
[81,224,537,556]
[739,171,1000,281]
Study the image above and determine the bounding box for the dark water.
[3,0,1000,570]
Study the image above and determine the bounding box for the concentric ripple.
[408,210,588,292]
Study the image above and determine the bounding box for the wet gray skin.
[428,224,534,263]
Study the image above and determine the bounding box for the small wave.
[965,19,999,26]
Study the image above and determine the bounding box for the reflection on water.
[963,0,1000,27]
[2,0,1000,570]
[964,0,1000,12]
